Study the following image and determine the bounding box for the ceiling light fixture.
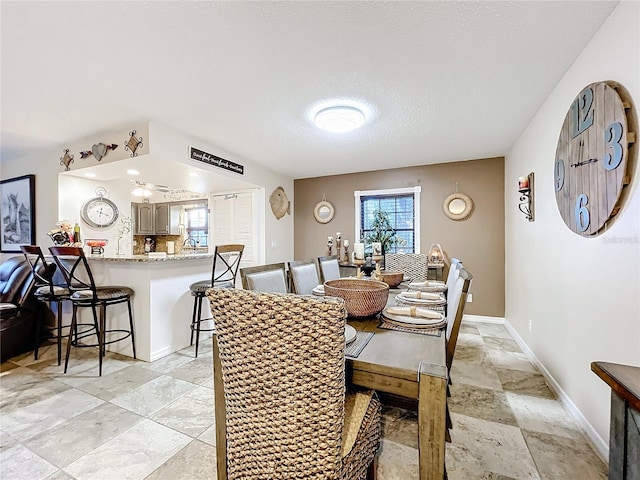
[127,169,140,175]
[84,173,96,178]
[132,187,152,197]
[314,106,365,133]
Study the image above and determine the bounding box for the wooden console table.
[591,361,640,480]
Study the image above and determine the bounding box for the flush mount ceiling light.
[314,106,365,133]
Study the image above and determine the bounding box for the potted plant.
[363,210,405,262]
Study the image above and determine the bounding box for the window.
[185,206,208,247]
[354,186,421,254]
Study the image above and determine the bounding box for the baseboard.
[463,314,505,324]
[503,319,609,463]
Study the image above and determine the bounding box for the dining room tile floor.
[0,320,607,479]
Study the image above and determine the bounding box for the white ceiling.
[1,1,618,180]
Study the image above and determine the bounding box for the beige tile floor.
[0,320,607,479]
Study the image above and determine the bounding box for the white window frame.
[354,186,421,254]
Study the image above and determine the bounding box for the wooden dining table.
[347,290,447,480]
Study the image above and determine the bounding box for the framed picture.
[1,175,36,252]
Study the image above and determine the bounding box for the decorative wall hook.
[124,130,143,157]
[60,149,74,171]
[518,172,535,221]
[79,143,118,161]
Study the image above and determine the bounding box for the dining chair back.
[384,253,428,282]
[445,257,463,292]
[207,288,381,479]
[21,245,69,365]
[317,255,341,283]
[49,246,136,376]
[240,262,288,293]
[189,244,244,357]
[287,259,320,295]
[445,266,473,371]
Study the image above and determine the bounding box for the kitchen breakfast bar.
[87,253,214,362]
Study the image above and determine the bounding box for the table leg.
[418,363,448,480]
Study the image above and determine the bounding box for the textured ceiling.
[1,1,618,179]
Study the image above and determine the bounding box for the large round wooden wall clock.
[554,81,637,236]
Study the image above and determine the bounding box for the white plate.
[397,292,445,304]
[345,324,357,344]
[312,285,325,295]
[382,309,445,325]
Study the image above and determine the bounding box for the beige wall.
[294,157,505,317]
[505,1,639,454]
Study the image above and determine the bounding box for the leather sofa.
[0,256,39,361]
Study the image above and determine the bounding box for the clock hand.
[570,158,599,168]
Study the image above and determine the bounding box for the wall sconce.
[518,172,535,221]
[427,243,445,266]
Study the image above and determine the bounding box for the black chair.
[21,245,72,365]
[189,244,244,357]
[0,257,40,361]
[49,246,136,376]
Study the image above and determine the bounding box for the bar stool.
[20,245,74,365]
[189,244,243,357]
[49,246,136,376]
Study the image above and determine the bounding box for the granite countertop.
[89,253,214,262]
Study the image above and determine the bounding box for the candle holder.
[518,172,535,222]
[371,254,383,281]
[353,258,365,279]
[342,241,350,264]
[336,238,342,260]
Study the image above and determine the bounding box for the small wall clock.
[81,186,120,228]
[554,81,636,236]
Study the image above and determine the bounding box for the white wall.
[149,122,294,264]
[0,122,294,264]
[505,0,639,454]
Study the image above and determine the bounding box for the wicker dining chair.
[207,288,381,480]
[384,253,428,282]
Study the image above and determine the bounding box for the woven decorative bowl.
[324,279,389,318]
[380,271,404,288]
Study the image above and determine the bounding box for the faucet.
[183,236,197,252]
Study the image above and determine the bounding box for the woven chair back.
[384,253,428,281]
[207,289,347,478]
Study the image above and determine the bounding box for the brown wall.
[294,157,505,317]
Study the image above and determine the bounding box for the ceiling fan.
[131,180,172,196]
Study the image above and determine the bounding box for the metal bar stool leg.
[98,304,106,376]
[64,306,79,373]
[195,295,204,358]
[56,300,63,366]
[190,295,198,346]
[127,299,136,359]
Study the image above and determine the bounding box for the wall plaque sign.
[189,147,244,175]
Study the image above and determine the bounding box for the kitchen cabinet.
[134,203,154,235]
[154,203,170,234]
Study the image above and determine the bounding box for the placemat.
[378,317,443,337]
[345,331,375,358]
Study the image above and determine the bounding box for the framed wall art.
[1,174,36,252]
